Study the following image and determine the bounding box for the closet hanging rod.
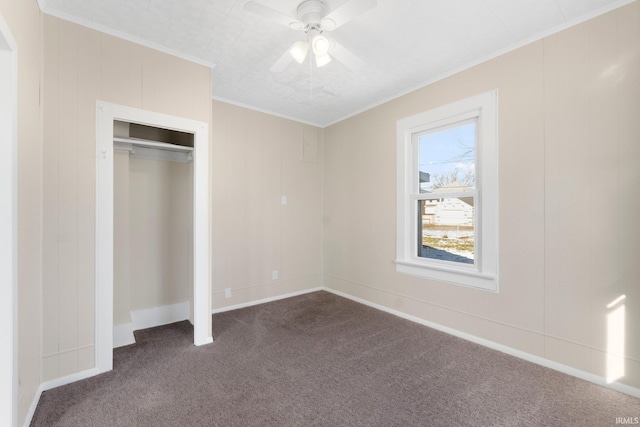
[113,136,193,153]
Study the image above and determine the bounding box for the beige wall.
[0,1,43,424]
[114,154,193,323]
[323,2,640,389]
[113,151,131,325]
[211,101,323,309]
[42,15,211,382]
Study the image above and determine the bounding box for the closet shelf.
[114,137,193,163]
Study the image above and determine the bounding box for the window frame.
[396,90,499,292]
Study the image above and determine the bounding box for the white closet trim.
[96,101,212,377]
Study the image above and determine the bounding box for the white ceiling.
[38,0,632,127]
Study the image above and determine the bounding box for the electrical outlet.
[224,288,232,299]
[272,270,278,280]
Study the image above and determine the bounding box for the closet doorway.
[96,102,211,374]
[0,14,17,427]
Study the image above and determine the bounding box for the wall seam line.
[542,30,548,362]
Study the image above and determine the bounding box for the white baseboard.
[113,301,190,348]
[113,323,136,348]
[40,367,102,393]
[322,287,640,399]
[23,387,42,427]
[212,287,323,314]
[131,301,190,330]
[23,367,101,427]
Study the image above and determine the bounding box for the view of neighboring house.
[419,181,475,263]
[422,197,473,227]
[421,181,475,228]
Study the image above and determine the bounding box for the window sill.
[395,259,498,292]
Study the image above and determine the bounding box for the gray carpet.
[32,291,639,426]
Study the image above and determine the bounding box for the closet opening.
[112,120,195,348]
[96,102,211,375]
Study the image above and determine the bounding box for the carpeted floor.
[32,291,640,426]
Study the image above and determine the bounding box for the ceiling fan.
[244,0,378,72]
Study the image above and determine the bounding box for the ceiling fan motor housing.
[297,0,329,26]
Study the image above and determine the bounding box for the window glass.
[418,121,476,193]
[417,121,476,265]
[417,198,475,264]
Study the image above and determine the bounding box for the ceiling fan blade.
[321,0,377,31]
[244,1,304,30]
[269,45,296,72]
[329,41,365,70]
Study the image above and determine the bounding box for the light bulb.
[315,52,331,68]
[290,41,309,64]
[311,35,330,56]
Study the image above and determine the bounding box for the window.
[396,90,498,291]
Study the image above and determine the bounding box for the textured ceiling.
[38,0,633,126]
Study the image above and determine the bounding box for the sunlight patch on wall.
[606,295,626,383]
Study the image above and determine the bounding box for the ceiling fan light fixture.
[315,52,331,67]
[311,34,330,55]
[290,40,309,63]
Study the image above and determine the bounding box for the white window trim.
[396,90,499,292]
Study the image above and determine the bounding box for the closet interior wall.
[113,121,194,331]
